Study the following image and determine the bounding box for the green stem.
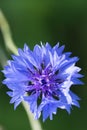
[22,101,43,130]
[0,10,18,54]
[0,9,43,130]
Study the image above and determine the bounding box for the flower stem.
[22,101,43,130]
[0,9,43,130]
[0,9,18,54]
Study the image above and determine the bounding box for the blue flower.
[2,42,83,121]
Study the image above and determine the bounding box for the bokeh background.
[0,0,87,130]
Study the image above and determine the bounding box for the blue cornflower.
[2,43,83,121]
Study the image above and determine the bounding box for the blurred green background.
[0,0,87,130]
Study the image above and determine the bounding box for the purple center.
[27,64,62,100]
[41,79,47,85]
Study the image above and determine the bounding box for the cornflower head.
[2,42,83,121]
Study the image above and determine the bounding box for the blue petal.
[53,43,59,51]
[14,98,22,110]
[69,91,80,107]
[33,44,42,65]
[45,42,52,50]
[71,78,84,85]
[24,43,30,52]
[24,94,38,115]
[60,57,79,71]
[57,45,65,55]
